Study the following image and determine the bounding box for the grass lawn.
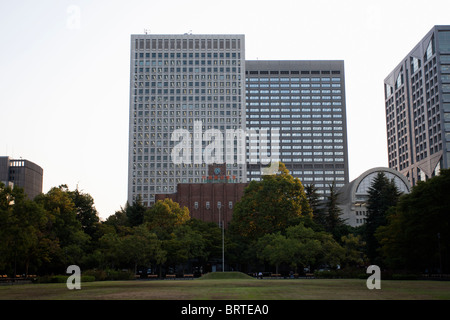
[1,272,450,300]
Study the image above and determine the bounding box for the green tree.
[376,169,450,273]
[285,224,322,272]
[0,184,54,276]
[103,206,132,235]
[126,198,148,227]
[324,182,347,241]
[98,232,124,269]
[69,188,101,240]
[122,224,166,275]
[364,172,401,265]
[162,224,206,274]
[230,162,312,241]
[256,232,292,274]
[340,234,367,268]
[187,218,222,264]
[286,223,344,271]
[34,185,89,271]
[144,198,190,238]
[305,184,326,229]
[255,223,344,274]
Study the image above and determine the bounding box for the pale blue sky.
[1,0,449,220]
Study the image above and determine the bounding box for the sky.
[1,0,449,220]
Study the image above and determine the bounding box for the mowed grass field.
[1,272,449,300]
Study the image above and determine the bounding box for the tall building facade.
[0,156,43,199]
[128,34,247,206]
[384,26,450,185]
[245,60,349,199]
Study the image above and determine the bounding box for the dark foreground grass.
[1,277,450,300]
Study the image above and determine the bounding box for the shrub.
[83,269,107,281]
[104,269,134,281]
[314,269,367,279]
[84,269,134,281]
[392,274,420,280]
[35,274,95,283]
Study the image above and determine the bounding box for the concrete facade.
[128,34,247,207]
[0,156,43,199]
[337,167,411,227]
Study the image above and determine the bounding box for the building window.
[426,36,435,61]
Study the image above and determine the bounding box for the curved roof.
[338,167,411,204]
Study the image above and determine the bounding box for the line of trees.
[1,165,449,278]
[0,183,222,277]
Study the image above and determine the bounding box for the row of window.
[246,112,342,119]
[135,81,241,88]
[134,92,242,102]
[136,60,241,67]
[133,162,239,169]
[249,142,345,147]
[247,102,342,106]
[134,103,241,109]
[247,83,341,88]
[246,77,341,82]
[248,157,345,162]
[247,178,345,187]
[134,38,242,51]
[246,70,341,75]
[247,96,342,100]
[247,108,342,113]
[247,89,341,94]
[247,126,344,130]
[294,176,346,181]
[136,52,241,59]
[247,114,342,119]
[134,67,242,74]
[248,121,343,126]
[135,73,239,80]
[248,170,345,175]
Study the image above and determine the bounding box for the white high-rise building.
[128,34,247,206]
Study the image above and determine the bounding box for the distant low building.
[0,156,43,199]
[337,167,411,227]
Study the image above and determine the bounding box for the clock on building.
[214,167,221,175]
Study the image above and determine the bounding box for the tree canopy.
[363,172,401,265]
[230,163,312,241]
[376,169,450,273]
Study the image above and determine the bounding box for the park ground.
[1,272,450,300]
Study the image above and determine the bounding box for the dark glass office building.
[245,60,349,199]
[384,25,450,185]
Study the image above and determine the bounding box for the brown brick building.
[155,181,248,228]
